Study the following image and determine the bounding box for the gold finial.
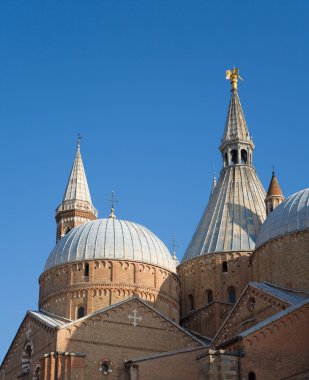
[226,68,243,91]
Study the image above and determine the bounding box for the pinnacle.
[221,90,253,148]
[266,171,283,197]
[62,145,93,203]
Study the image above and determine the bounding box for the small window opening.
[188,294,194,312]
[231,149,238,165]
[77,306,85,319]
[222,261,228,273]
[248,372,256,380]
[207,290,213,304]
[241,149,248,164]
[65,228,72,235]
[84,263,89,277]
[228,286,236,303]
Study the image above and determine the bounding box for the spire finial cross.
[106,191,119,218]
[171,236,178,253]
[77,133,82,151]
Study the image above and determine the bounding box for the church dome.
[45,218,176,273]
[256,188,309,248]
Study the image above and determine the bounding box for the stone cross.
[128,309,142,327]
[25,321,31,339]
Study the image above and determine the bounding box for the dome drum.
[39,259,180,322]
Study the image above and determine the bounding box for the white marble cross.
[25,321,31,339]
[128,309,142,326]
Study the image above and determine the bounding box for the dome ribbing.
[45,218,176,273]
[256,188,309,248]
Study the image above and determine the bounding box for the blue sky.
[0,0,308,362]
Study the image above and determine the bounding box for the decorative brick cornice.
[56,209,97,223]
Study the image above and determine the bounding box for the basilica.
[1,69,308,380]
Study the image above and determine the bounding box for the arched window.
[206,290,213,304]
[230,149,238,165]
[21,340,33,375]
[84,263,89,277]
[77,306,85,319]
[222,261,228,273]
[241,149,248,164]
[65,228,72,235]
[188,294,194,312]
[248,372,256,380]
[227,286,236,303]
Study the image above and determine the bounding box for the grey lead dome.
[256,188,309,248]
[45,218,176,273]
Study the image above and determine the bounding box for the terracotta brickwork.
[0,316,56,380]
[56,209,97,241]
[197,350,239,380]
[178,251,252,337]
[39,259,180,322]
[214,284,293,346]
[127,348,208,380]
[222,303,309,380]
[182,301,233,338]
[252,230,309,291]
[55,298,202,380]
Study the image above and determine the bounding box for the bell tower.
[55,137,98,241]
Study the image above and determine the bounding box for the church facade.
[1,69,308,380]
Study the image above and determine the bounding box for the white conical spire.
[55,137,97,242]
[62,139,92,203]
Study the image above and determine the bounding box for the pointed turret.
[55,138,98,241]
[265,170,284,215]
[182,69,266,262]
[220,68,254,167]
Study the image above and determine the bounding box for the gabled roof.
[62,142,92,203]
[213,281,308,346]
[62,296,207,346]
[29,310,72,328]
[239,298,309,338]
[250,282,308,305]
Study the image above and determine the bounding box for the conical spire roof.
[182,70,266,263]
[220,89,254,150]
[266,171,283,197]
[62,141,92,203]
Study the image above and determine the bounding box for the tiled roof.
[266,172,283,197]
